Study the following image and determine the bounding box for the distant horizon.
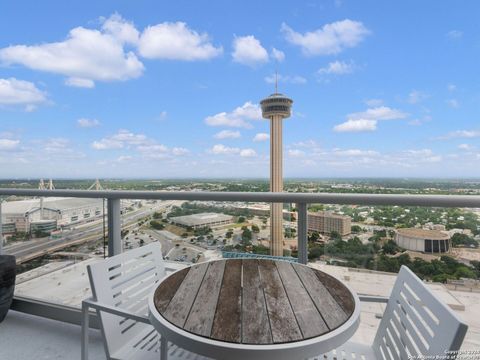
[2,177,480,182]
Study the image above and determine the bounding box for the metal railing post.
[107,198,122,256]
[297,202,308,264]
[0,200,3,255]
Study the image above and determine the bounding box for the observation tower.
[260,84,293,256]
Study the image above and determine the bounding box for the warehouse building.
[308,211,352,236]
[1,197,104,234]
[170,213,233,229]
[394,228,451,253]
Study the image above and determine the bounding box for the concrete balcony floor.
[1,260,478,359]
[0,310,105,360]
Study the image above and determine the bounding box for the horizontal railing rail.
[1,188,480,207]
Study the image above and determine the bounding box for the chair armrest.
[82,297,150,324]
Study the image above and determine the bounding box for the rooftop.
[170,212,233,226]
[2,197,102,215]
[396,227,450,240]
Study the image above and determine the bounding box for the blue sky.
[0,0,479,178]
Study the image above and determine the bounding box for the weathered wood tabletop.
[153,259,355,345]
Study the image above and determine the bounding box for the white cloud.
[116,155,133,162]
[92,138,123,150]
[214,130,241,139]
[92,129,149,150]
[264,73,307,84]
[292,139,320,148]
[347,106,408,121]
[333,148,379,156]
[407,90,428,104]
[204,101,261,128]
[240,148,257,157]
[172,147,189,156]
[137,144,168,154]
[0,139,20,150]
[288,149,305,157]
[318,60,354,75]
[158,111,168,120]
[232,35,269,66]
[365,98,383,107]
[447,84,456,92]
[0,23,144,88]
[210,144,240,155]
[65,78,95,88]
[333,106,407,133]
[209,144,256,157]
[0,78,47,109]
[138,22,222,60]
[271,48,285,62]
[446,99,459,108]
[402,149,442,162]
[77,118,101,128]
[253,133,269,142]
[333,119,377,132]
[458,144,472,150]
[438,130,480,140]
[101,13,139,45]
[281,19,370,56]
[446,30,463,40]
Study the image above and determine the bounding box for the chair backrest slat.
[87,243,165,358]
[373,266,468,359]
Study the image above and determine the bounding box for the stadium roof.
[2,197,103,215]
[396,228,450,240]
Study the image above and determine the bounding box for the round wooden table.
[148,259,360,360]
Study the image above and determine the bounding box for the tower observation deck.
[260,92,293,256]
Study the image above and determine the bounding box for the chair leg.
[160,336,168,360]
[81,302,89,360]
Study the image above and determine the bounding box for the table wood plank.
[211,259,242,343]
[314,270,355,316]
[275,261,329,339]
[184,260,226,336]
[258,260,303,343]
[154,267,190,313]
[242,259,272,344]
[163,262,209,328]
[292,263,348,330]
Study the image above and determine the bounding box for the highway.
[4,200,181,263]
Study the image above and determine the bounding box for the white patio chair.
[81,243,208,360]
[313,265,468,360]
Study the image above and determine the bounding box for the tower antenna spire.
[275,69,278,94]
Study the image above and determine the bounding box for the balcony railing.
[1,188,479,328]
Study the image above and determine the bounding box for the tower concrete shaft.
[260,92,293,257]
[270,115,284,256]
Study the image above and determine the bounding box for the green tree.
[251,224,260,233]
[351,225,362,233]
[329,230,342,241]
[149,220,165,230]
[237,216,246,223]
[242,228,252,244]
[383,240,399,255]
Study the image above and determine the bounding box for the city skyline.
[0,1,479,178]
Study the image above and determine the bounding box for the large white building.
[394,228,451,253]
[170,213,233,229]
[1,197,104,233]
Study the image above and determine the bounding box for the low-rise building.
[170,212,233,229]
[307,211,352,236]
